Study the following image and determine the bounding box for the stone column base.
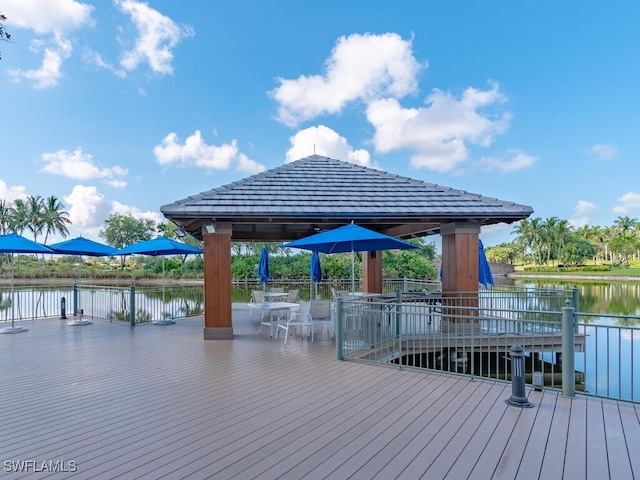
[203,327,234,340]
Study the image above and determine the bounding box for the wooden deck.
[1,305,639,479]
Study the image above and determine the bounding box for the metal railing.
[335,289,640,403]
[0,283,204,325]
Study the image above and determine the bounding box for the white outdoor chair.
[287,289,299,303]
[251,290,266,319]
[310,300,333,338]
[276,301,313,344]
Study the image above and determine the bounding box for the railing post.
[572,284,580,334]
[562,302,576,397]
[130,284,136,327]
[395,288,401,337]
[403,276,408,292]
[73,281,78,315]
[336,297,344,360]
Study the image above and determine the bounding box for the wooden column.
[440,222,480,333]
[203,222,233,339]
[362,250,382,293]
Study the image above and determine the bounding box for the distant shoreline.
[507,273,640,283]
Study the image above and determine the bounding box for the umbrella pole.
[10,253,14,328]
[351,249,355,293]
[162,256,165,304]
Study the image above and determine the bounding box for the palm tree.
[9,199,28,234]
[24,195,46,242]
[613,216,639,236]
[41,195,71,244]
[555,219,572,265]
[0,200,10,234]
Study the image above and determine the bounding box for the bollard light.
[506,344,534,408]
[60,297,67,320]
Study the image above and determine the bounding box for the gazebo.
[161,155,533,339]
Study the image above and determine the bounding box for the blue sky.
[1,1,639,249]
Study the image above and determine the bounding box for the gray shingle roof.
[161,155,533,240]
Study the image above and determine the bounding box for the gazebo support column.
[203,222,233,340]
[362,250,382,293]
[440,222,480,334]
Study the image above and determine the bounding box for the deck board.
[0,306,637,479]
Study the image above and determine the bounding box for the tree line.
[487,215,640,268]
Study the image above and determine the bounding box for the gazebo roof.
[161,155,533,241]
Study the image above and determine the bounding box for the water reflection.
[511,279,640,326]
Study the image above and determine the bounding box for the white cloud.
[110,201,163,225]
[271,33,423,127]
[481,222,510,235]
[0,180,28,203]
[478,150,538,173]
[9,37,73,88]
[285,125,372,167]
[569,200,598,228]
[4,0,94,36]
[588,144,618,161]
[116,0,194,76]
[236,153,266,175]
[84,50,127,78]
[153,130,265,172]
[613,192,640,214]
[4,0,93,88]
[366,82,510,172]
[63,185,108,228]
[40,148,128,186]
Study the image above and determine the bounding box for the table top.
[247,302,299,310]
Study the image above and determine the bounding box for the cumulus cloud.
[588,144,618,161]
[569,200,598,228]
[4,0,94,36]
[4,0,93,88]
[478,150,538,173]
[40,148,128,187]
[270,33,423,127]
[153,130,265,173]
[613,192,640,214]
[115,0,194,76]
[0,180,28,203]
[236,153,266,174]
[63,185,108,227]
[285,125,372,167]
[366,82,510,172]
[9,34,74,89]
[110,200,163,225]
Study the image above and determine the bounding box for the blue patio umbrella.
[0,233,54,333]
[115,237,203,324]
[283,224,417,292]
[50,236,118,325]
[478,239,494,288]
[50,236,118,257]
[310,251,322,299]
[258,246,270,292]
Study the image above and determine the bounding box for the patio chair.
[287,289,299,303]
[310,300,333,338]
[251,290,266,320]
[276,301,313,344]
[270,287,285,293]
